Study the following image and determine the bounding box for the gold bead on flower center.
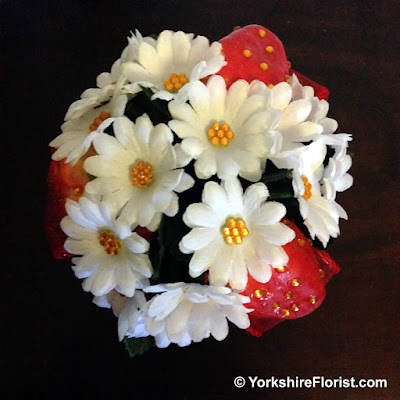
[207,122,235,146]
[99,231,121,255]
[221,218,249,245]
[89,111,111,132]
[130,161,154,189]
[301,175,312,200]
[164,73,189,92]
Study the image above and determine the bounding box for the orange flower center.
[99,231,121,255]
[164,73,189,92]
[89,111,111,132]
[207,122,235,146]
[221,218,249,245]
[130,161,154,189]
[301,176,312,200]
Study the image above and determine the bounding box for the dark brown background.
[2,0,399,399]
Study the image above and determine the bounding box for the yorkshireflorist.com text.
[233,375,388,389]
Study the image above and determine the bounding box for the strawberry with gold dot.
[218,25,290,89]
[46,25,353,355]
[218,24,330,100]
[240,219,340,336]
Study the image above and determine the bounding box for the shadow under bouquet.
[46,25,353,356]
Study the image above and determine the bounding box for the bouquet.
[46,25,353,356]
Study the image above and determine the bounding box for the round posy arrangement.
[46,25,353,356]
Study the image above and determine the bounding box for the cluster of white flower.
[50,29,352,349]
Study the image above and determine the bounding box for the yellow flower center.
[207,122,235,146]
[221,218,249,245]
[164,73,189,92]
[301,176,312,200]
[89,111,111,132]
[99,231,121,255]
[130,161,154,189]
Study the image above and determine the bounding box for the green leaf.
[148,217,167,282]
[268,189,294,200]
[162,215,191,263]
[148,176,209,285]
[124,87,171,125]
[347,151,355,158]
[259,161,294,200]
[148,215,192,284]
[124,336,155,357]
[260,169,292,184]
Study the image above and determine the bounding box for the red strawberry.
[217,25,329,100]
[240,219,339,337]
[218,25,290,88]
[45,147,156,259]
[291,69,330,100]
[134,226,155,243]
[45,149,93,259]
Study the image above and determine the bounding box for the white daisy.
[65,30,156,121]
[93,289,127,314]
[85,30,157,101]
[257,80,321,145]
[292,140,343,247]
[93,289,149,341]
[289,74,352,147]
[65,75,129,122]
[179,178,295,291]
[268,76,352,171]
[122,30,226,102]
[169,75,282,181]
[50,93,127,165]
[143,283,251,348]
[61,197,152,297]
[84,115,194,229]
[321,145,353,219]
[275,96,322,144]
[322,145,353,201]
[266,81,321,169]
[117,291,150,341]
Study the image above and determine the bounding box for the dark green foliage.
[124,336,155,357]
[124,87,172,125]
[260,161,294,200]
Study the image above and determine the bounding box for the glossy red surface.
[241,220,339,337]
[218,24,289,87]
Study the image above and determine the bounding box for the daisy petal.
[180,227,217,252]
